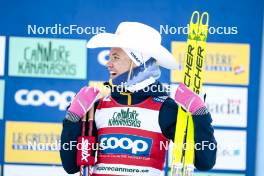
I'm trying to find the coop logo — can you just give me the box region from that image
[14,89,75,110]
[99,134,152,156]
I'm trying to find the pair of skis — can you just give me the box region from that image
[170,11,209,176]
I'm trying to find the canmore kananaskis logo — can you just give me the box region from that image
[108,108,141,127]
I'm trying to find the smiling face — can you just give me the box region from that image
[107,47,135,79]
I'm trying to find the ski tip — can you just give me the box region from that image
[191,11,200,25]
[200,12,209,26]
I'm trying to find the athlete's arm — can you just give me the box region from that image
[60,101,99,174]
[158,97,217,170]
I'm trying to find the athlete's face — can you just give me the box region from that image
[106,47,135,79]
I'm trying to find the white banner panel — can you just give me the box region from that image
[4,164,79,176]
[0,36,6,76]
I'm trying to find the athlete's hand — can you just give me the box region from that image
[68,87,100,118]
[174,83,205,114]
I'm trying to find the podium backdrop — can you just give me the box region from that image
[0,0,263,176]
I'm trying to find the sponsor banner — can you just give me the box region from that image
[195,173,245,176]
[0,121,4,162]
[204,86,248,127]
[169,84,248,128]
[8,37,87,79]
[5,121,62,164]
[0,36,5,76]
[168,130,246,171]
[170,42,250,85]
[5,78,85,122]
[0,80,5,119]
[3,164,79,176]
[214,130,246,170]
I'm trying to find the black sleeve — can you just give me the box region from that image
[192,113,217,170]
[60,119,82,174]
[60,101,99,174]
[158,98,178,140]
[159,97,217,171]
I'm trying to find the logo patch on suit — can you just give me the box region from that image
[108,108,141,127]
[152,96,167,103]
[99,134,152,157]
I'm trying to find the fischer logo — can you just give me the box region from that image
[193,46,204,94]
[183,44,204,93]
[99,134,152,156]
[183,45,194,87]
[15,89,75,110]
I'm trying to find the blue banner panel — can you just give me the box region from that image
[5,78,88,122]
